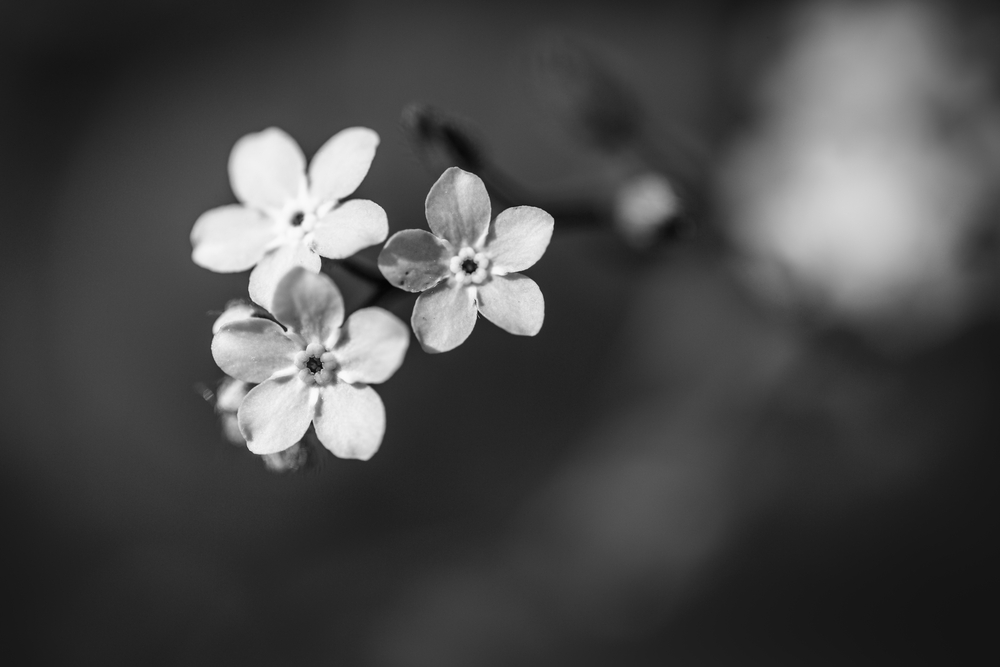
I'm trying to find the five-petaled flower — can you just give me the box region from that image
[378,167,554,352]
[211,267,409,459]
[191,127,388,310]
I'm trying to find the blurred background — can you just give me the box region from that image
[1,0,998,664]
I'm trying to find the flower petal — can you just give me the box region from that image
[212,318,300,383]
[247,241,322,312]
[308,127,379,204]
[228,127,307,211]
[334,308,410,384]
[212,302,258,334]
[425,167,491,247]
[238,377,314,455]
[486,206,554,274]
[191,205,277,272]
[411,281,477,353]
[313,382,386,460]
[311,199,388,259]
[271,267,345,345]
[476,274,544,336]
[377,229,452,292]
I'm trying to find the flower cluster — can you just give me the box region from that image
[193,128,553,466]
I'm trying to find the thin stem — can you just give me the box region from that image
[359,282,411,311]
[477,164,607,230]
[336,256,389,285]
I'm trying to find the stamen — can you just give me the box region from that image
[449,247,492,286]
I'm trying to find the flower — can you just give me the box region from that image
[191,127,389,310]
[378,167,554,353]
[211,267,409,459]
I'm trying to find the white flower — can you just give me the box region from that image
[211,267,409,459]
[378,167,554,353]
[191,127,388,310]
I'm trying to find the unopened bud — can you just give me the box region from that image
[262,442,308,473]
[613,172,681,248]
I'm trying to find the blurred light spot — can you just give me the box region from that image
[613,172,680,248]
[722,0,1000,349]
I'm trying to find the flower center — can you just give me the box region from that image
[290,211,305,227]
[449,247,490,286]
[294,343,338,386]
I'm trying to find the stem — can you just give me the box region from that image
[359,282,411,311]
[477,164,607,231]
[336,256,389,285]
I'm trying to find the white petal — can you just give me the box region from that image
[308,127,379,204]
[212,302,258,334]
[212,318,300,383]
[486,206,554,274]
[238,377,314,455]
[311,199,388,259]
[378,229,452,292]
[477,274,544,336]
[228,128,307,210]
[247,241,322,312]
[314,383,386,460]
[334,308,410,384]
[271,267,345,345]
[425,167,491,247]
[191,205,277,272]
[411,281,478,353]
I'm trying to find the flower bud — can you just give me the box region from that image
[613,172,681,248]
[261,442,309,473]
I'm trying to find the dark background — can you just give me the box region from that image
[1,0,997,664]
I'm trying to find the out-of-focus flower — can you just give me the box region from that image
[721,1,1000,348]
[212,267,409,459]
[613,172,681,248]
[191,127,388,310]
[378,167,553,353]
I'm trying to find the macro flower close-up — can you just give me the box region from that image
[211,267,409,459]
[378,166,554,352]
[191,126,389,309]
[6,1,999,663]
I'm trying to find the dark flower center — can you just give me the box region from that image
[290,211,305,227]
[305,356,323,373]
[461,258,478,274]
